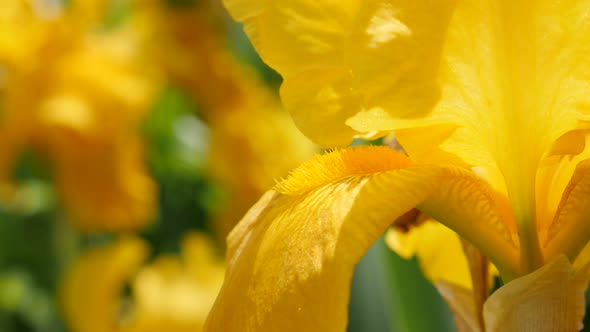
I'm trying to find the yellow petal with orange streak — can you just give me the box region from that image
[204,146,517,332]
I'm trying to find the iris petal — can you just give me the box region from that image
[222,0,456,147]
[204,146,518,332]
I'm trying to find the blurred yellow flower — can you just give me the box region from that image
[132,0,247,114]
[0,0,158,231]
[132,1,318,239]
[61,232,224,332]
[203,0,590,331]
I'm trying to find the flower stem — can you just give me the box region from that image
[502,157,544,275]
[516,213,543,274]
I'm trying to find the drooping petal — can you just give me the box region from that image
[483,256,590,332]
[222,0,456,147]
[61,237,149,332]
[204,146,518,332]
[385,220,473,289]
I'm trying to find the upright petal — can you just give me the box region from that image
[223,0,456,146]
[204,146,518,332]
[382,0,590,221]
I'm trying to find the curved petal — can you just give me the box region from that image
[60,237,149,332]
[222,0,456,146]
[204,146,518,332]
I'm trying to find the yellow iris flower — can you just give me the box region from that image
[203,0,590,330]
[0,0,157,231]
[61,233,224,332]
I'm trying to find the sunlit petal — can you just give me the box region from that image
[204,146,517,332]
[222,0,456,146]
[225,0,590,238]
[383,2,590,229]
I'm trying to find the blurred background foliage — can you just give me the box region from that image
[0,0,464,331]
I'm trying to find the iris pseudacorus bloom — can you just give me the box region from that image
[205,1,590,331]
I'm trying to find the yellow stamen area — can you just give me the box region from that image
[276,146,413,196]
[274,146,519,278]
